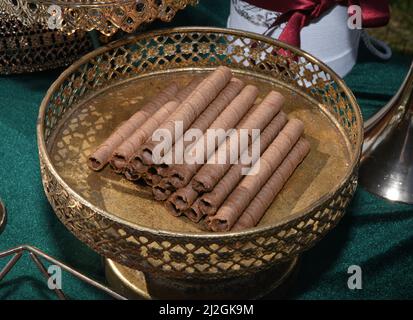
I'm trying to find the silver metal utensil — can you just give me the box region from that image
[0,200,6,234]
[360,62,413,204]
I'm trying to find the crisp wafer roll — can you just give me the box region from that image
[109,80,201,172]
[184,205,204,223]
[124,160,148,181]
[140,67,233,165]
[152,178,175,201]
[192,91,285,193]
[88,83,179,171]
[110,100,180,173]
[160,78,245,171]
[143,172,162,187]
[165,85,259,189]
[191,112,288,221]
[232,139,310,231]
[129,77,244,182]
[209,118,304,232]
[165,184,199,217]
[168,92,285,220]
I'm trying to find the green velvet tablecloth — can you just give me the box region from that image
[0,0,412,300]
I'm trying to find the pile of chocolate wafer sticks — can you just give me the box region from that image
[88,67,310,232]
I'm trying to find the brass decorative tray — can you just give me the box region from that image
[37,27,363,299]
[0,10,92,74]
[1,0,197,36]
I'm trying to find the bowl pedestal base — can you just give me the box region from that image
[105,257,299,300]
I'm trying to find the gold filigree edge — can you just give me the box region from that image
[1,0,198,36]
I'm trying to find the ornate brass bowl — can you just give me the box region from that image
[37,27,362,299]
[1,0,197,36]
[0,10,92,74]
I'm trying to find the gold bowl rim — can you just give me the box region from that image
[37,26,363,240]
[15,0,156,5]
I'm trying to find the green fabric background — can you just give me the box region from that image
[0,0,412,299]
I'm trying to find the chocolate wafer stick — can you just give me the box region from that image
[166,85,259,189]
[153,178,175,201]
[209,118,304,232]
[168,91,285,220]
[161,78,245,169]
[110,100,180,173]
[190,112,288,220]
[109,80,201,173]
[123,167,146,181]
[129,77,245,181]
[87,83,179,171]
[175,79,203,102]
[165,184,198,217]
[140,67,233,165]
[232,138,310,231]
[184,205,204,223]
[123,155,150,181]
[191,91,285,193]
[143,172,162,187]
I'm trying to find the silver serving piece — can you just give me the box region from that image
[0,200,125,299]
[0,201,6,235]
[360,62,413,204]
[0,245,126,300]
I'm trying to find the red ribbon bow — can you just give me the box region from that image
[243,0,390,48]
